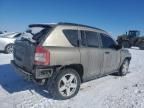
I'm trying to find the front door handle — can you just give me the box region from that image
[105,52,110,54]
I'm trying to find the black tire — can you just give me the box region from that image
[5,44,13,54]
[49,68,81,100]
[119,59,130,76]
[121,41,130,48]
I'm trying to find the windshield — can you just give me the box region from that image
[1,33,19,38]
[129,31,140,37]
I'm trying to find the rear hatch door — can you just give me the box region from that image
[13,24,55,72]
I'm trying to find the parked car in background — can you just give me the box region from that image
[11,22,131,99]
[0,31,8,36]
[0,32,13,37]
[0,32,22,53]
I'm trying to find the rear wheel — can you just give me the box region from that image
[119,59,130,76]
[50,68,81,100]
[5,44,13,54]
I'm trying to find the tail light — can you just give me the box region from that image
[34,46,50,65]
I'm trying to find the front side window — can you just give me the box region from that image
[100,33,116,48]
[63,29,78,46]
[85,31,99,48]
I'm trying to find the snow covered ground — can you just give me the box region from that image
[0,48,144,108]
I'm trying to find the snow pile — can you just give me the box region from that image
[0,48,144,108]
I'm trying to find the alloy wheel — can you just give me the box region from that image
[58,73,78,97]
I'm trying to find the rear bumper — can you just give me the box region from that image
[11,60,53,80]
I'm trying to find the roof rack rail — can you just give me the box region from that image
[28,22,106,32]
[58,22,106,32]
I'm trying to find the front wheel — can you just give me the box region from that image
[51,68,81,100]
[5,44,13,54]
[119,59,130,76]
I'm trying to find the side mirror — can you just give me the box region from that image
[114,44,122,50]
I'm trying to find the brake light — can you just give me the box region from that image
[34,46,50,65]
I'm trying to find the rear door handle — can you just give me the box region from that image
[105,52,110,54]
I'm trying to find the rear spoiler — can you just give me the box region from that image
[29,24,56,28]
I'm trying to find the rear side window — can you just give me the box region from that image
[63,30,78,46]
[85,31,99,48]
[100,33,116,48]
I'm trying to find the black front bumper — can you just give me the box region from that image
[11,60,53,80]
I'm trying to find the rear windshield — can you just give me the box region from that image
[26,26,53,43]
